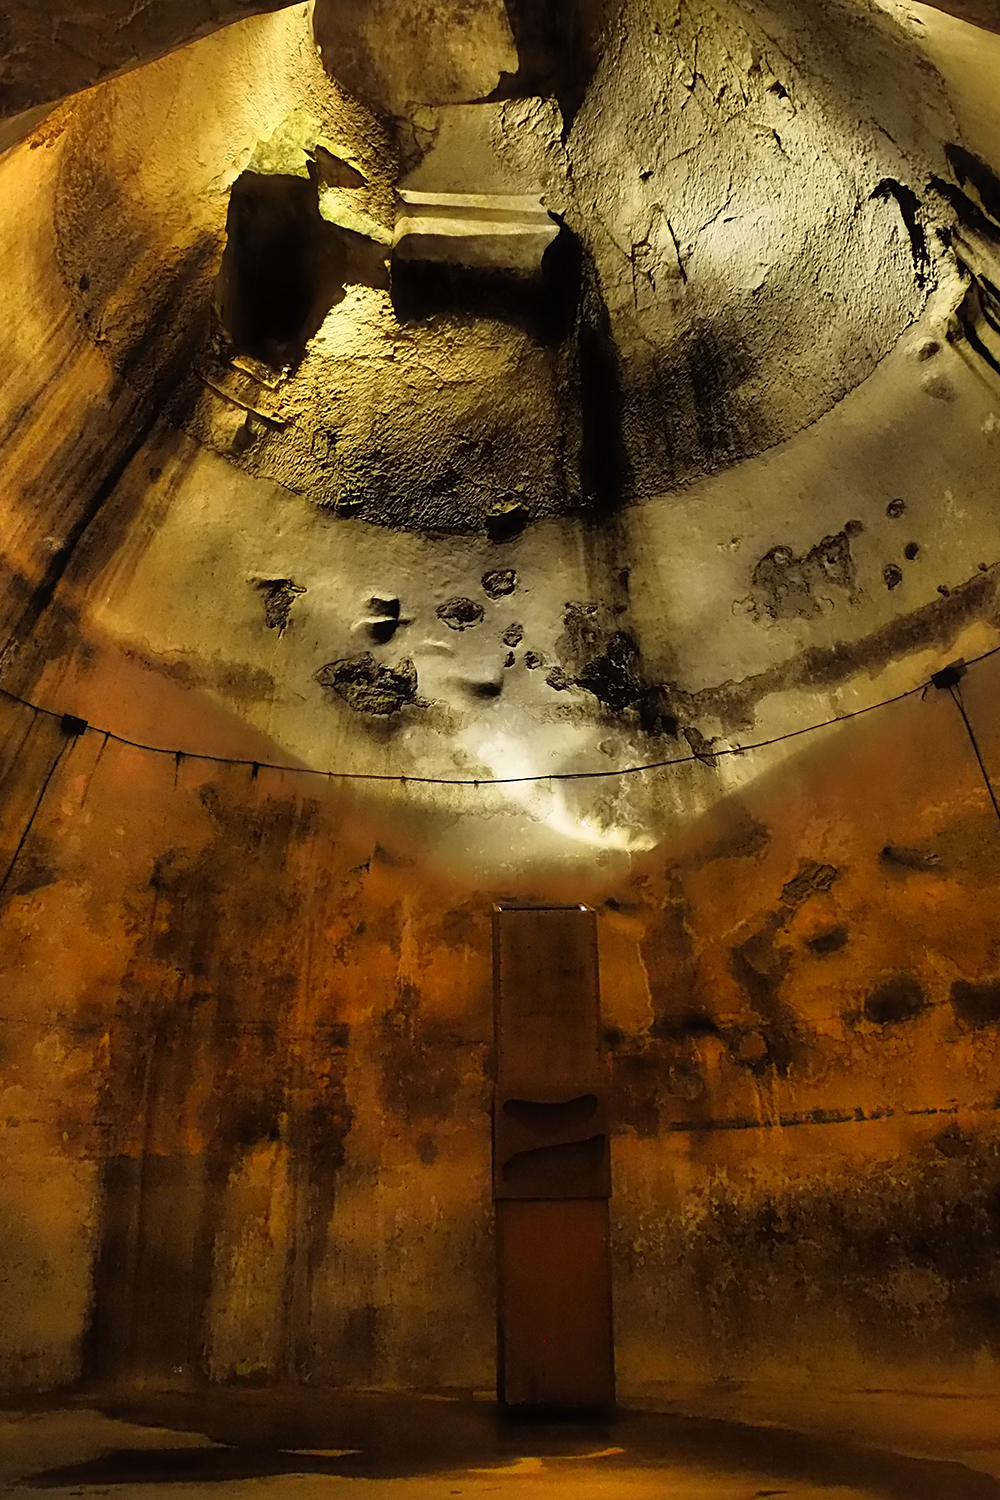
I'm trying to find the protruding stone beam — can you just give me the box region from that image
[393,192,559,276]
[0,0,301,120]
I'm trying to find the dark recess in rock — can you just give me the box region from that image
[905,541,920,560]
[254,577,305,634]
[951,978,1000,1027]
[864,975,928,1025]
[216,172,348,372]
[316,653,419,715]
[368,597,402,644]
[845,519,864,537]
[393,225,580,347]
[503,652,516,668]
[525,651,544,669]
[369,620,399,644]
[883,563,903,590]
[486,503,529,543]
[216,169,387,373]
[436,598,484,631]
[502,623,524,647]
[887,498,906,518]
[805,925,849,955]
[490,0,608,134]
[232,418,256,454]
[482,569,518,599]
[577,245,632,515]
[310,145,366,190]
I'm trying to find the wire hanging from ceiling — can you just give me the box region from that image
[0,641,998,789]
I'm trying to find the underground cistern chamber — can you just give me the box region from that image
[2,0,1000,1495]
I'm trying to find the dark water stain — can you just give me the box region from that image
[805,925,848,956]
[377,981,466,1127]
[1,237,217,670]
[863,974,928,1025]
[952,979,1000,1028]
[727,861,842,1074]
[618,310,775,501]
[880,844,942,873]
[84,783,352,1386]
[679,1127,1000,1373]
[493,0,613,134]
[664,569,997,735]
[554,602,677,730]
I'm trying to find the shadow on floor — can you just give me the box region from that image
[19,1390,1000,1500]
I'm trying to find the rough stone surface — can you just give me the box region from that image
[0,0,300,119]
[27,0,971,534]
[316,653,420,714]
